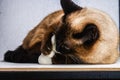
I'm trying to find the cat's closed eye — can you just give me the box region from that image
[72,24,97,39]
[72,33,82,39]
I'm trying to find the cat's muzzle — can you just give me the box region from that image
[56,44,72,54]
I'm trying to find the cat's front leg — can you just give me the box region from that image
[38,35,56,64]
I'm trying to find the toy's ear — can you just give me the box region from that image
[60,0,82,15]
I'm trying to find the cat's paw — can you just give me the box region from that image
[38,35,56,64]
[4,50,14,62]
[38,53,52,64]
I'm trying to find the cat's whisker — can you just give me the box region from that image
[67,54,81,64]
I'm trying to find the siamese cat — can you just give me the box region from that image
[4,0,119,64]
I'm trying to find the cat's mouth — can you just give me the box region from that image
[54,48,84,64]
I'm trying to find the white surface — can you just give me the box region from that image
[0,58,120,68]
[0,0,119,61]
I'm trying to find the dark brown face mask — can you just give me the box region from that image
[52,0,99,64]
[54,0,119,64]
[60,0,98,47]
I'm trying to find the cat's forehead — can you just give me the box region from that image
[66,8,107,31]
[66,8,88,30]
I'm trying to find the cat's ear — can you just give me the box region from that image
[60,0,82,15]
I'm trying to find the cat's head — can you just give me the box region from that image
[55,0,118,64]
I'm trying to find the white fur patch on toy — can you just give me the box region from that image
[38,35,56,64]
